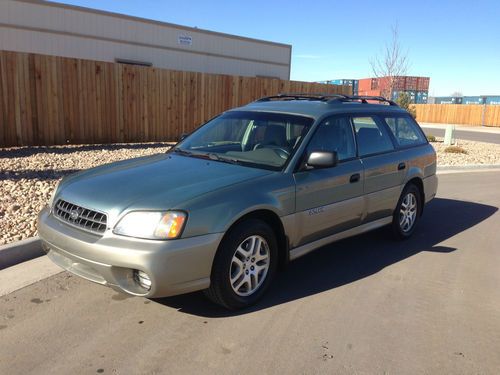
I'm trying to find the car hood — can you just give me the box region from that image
[57,153,273,224]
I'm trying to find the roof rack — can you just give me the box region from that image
[328,95,399,106]
[255,93,349,102]
[254,93,398,106]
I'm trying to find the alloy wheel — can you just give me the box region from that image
[399,192,417,233]
[229,235,270,297]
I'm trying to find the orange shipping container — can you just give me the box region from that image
[357,89,381,97]
[358,78,374,91]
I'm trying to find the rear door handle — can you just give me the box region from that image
[350,173,360,183]
[398,162,406,170]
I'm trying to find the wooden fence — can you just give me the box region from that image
[0,50,349,147]
[415,104,500,127]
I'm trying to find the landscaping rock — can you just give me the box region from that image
[0,142,172,245]
[430,138,500,166]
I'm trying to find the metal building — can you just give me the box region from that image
[0,0,291,79]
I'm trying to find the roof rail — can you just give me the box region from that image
[328,95,399,106]
[254,93,399,106]
[255,93,349,102]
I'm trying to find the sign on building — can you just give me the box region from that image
[177,35,193,46]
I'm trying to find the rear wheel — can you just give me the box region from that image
[204,219,278,310]
[392,184,421,239]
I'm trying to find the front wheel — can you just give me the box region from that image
[392,184,421,239]
[204,219,278,310]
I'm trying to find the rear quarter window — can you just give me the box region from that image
[384,115,427,147]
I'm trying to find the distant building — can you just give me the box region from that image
[0,0,291,79]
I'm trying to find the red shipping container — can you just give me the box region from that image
[394,76,406,90]
[357,89,381,97]
[417,77,430,91]
[372,77,389,90]
[358,78,373,92]
[358,76,430,95]
[405,76,418,90]
[373,76,405,91]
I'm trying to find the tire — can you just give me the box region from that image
[204,219,278,310]
[392,183,421,240]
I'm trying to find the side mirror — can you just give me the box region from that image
[306,151,338,169]
[179,133,189,142]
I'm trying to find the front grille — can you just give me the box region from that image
[54,199,107,234]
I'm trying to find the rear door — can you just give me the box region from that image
[352,115,405,223]
[293,115,364,247]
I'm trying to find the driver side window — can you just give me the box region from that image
[306,116,356,161]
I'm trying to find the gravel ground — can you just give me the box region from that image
[0,143,172,245]
[1,139,499,245]
[431,138,500,166]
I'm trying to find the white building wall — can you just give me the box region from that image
[0,0,291,79]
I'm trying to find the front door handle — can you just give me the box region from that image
[398,162,406,171]
[350,173,360,183]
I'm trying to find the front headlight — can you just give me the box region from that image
[113,211,187,240]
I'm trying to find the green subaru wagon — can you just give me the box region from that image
[38,94,438,310]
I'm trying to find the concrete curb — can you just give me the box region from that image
[0,256,63,297]
[437,164,500,174]
[0,237,43,270]
[420,123,500,134]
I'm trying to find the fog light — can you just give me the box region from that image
[133,270,152,291]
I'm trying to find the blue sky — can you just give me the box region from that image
[54,0,500,96]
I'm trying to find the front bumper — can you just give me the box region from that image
[37,207,224,298]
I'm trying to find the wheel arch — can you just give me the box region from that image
[220,209,289,270]
[405,177,425,215]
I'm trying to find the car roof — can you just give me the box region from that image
[229,99,408,120]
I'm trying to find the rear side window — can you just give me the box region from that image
[306,116,356,161]
[384,116,426,147]
[352,116,394,157]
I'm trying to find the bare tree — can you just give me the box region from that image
[370,24,409,99]
[451,91,463,97]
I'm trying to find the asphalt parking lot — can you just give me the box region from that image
[1,171,499,374]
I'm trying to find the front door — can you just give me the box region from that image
[293,115,364,248]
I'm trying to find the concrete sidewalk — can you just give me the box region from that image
[0,255,62,297]
[420,122,500,134]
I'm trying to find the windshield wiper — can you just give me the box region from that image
[173,148,212,160]
[173,149,240,165]
[207,153,241,165]
[172,148,194,156]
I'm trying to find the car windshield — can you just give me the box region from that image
[173,111,314,170]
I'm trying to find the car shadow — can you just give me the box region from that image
[153,198,497,317]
